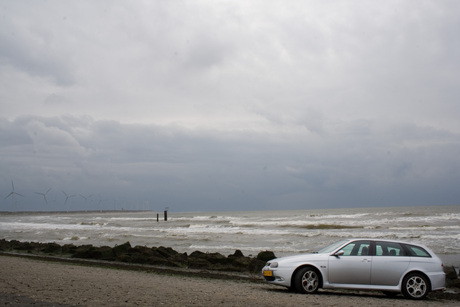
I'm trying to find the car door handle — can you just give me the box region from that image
[361,258,371,262]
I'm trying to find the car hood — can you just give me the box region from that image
[271,252,327,264]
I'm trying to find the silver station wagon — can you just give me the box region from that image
[262,239,445,299]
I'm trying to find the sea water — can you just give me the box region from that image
[1,205,459,265]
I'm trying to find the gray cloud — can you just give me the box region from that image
[1,115,459,211]
[0,11,75,86]
[1,1,459,211]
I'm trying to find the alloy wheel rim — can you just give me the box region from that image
[406,276,427,298]
[302,271,318,292]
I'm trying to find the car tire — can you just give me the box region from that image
[293,266,320,294]
[401,272,429,300]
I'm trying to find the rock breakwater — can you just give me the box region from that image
[0,239,274,274]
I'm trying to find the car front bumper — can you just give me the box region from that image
[262,266,293,288]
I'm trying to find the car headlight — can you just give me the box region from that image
[270,262,278,268]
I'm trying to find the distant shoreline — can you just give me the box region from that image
[2,204,459,215]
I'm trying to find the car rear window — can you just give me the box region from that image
[403,244,431,257]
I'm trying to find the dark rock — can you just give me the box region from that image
[61,243,77,255]
[72,245,100,259]
[190,251,226,263]
[0,239,9,250]
[444,266,460,288]
[445,266,459,280]
[126,253,150,264]
[115,254,131,263]
[41,242,62,254]
[156,246,179,258]
[97,246,116,261]
[189,250,206,258]
[227,256,250,268]
[131,245,153,255]
[123,246,155,264]
[204,253,227,264]
[10,240,36,252]
[112,242,132,256]
[150,248,167,258]
[148,256,180,266]
[229,250,244,258]
[226,250,252,271]
[188,251,247,271]
[188,257,210,269]
[448,279,460,289]
[169,253,188,266]
[256,250,276,262]
[112,245,185,267]
[248,258,267,273]
[7,240,20,248]
[0,239,277,275]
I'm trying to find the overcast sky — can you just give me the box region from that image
[1,0,459,212]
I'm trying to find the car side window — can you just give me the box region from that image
[375,241,405,256]
[340,243,355,256]
[340,241,371,256]
[403,244,431,257]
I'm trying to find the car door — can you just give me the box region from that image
[371,241,409,286]
[328,240,372,285]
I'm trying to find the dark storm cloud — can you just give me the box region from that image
[1,115,459,211]
[1,1,460,211]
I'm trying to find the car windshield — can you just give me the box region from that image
[316,239,349,254]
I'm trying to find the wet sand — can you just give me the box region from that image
[0,255,458,306]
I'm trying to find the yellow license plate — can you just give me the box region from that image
[263,270,273,277]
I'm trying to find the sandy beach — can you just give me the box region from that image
[0,254,458,307]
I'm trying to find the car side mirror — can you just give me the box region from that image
[334,250,344,257]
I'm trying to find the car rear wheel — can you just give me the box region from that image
[401,272,429,300]
[293,266,320,294]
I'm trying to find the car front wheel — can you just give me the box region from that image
[401,272,429,300]
[293,266,320,294]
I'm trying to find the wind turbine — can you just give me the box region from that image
[4,181,24,211]
[62,191,75,211]
[35,188,51,210]
[80,194,93,209]
[97,198,106,212]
